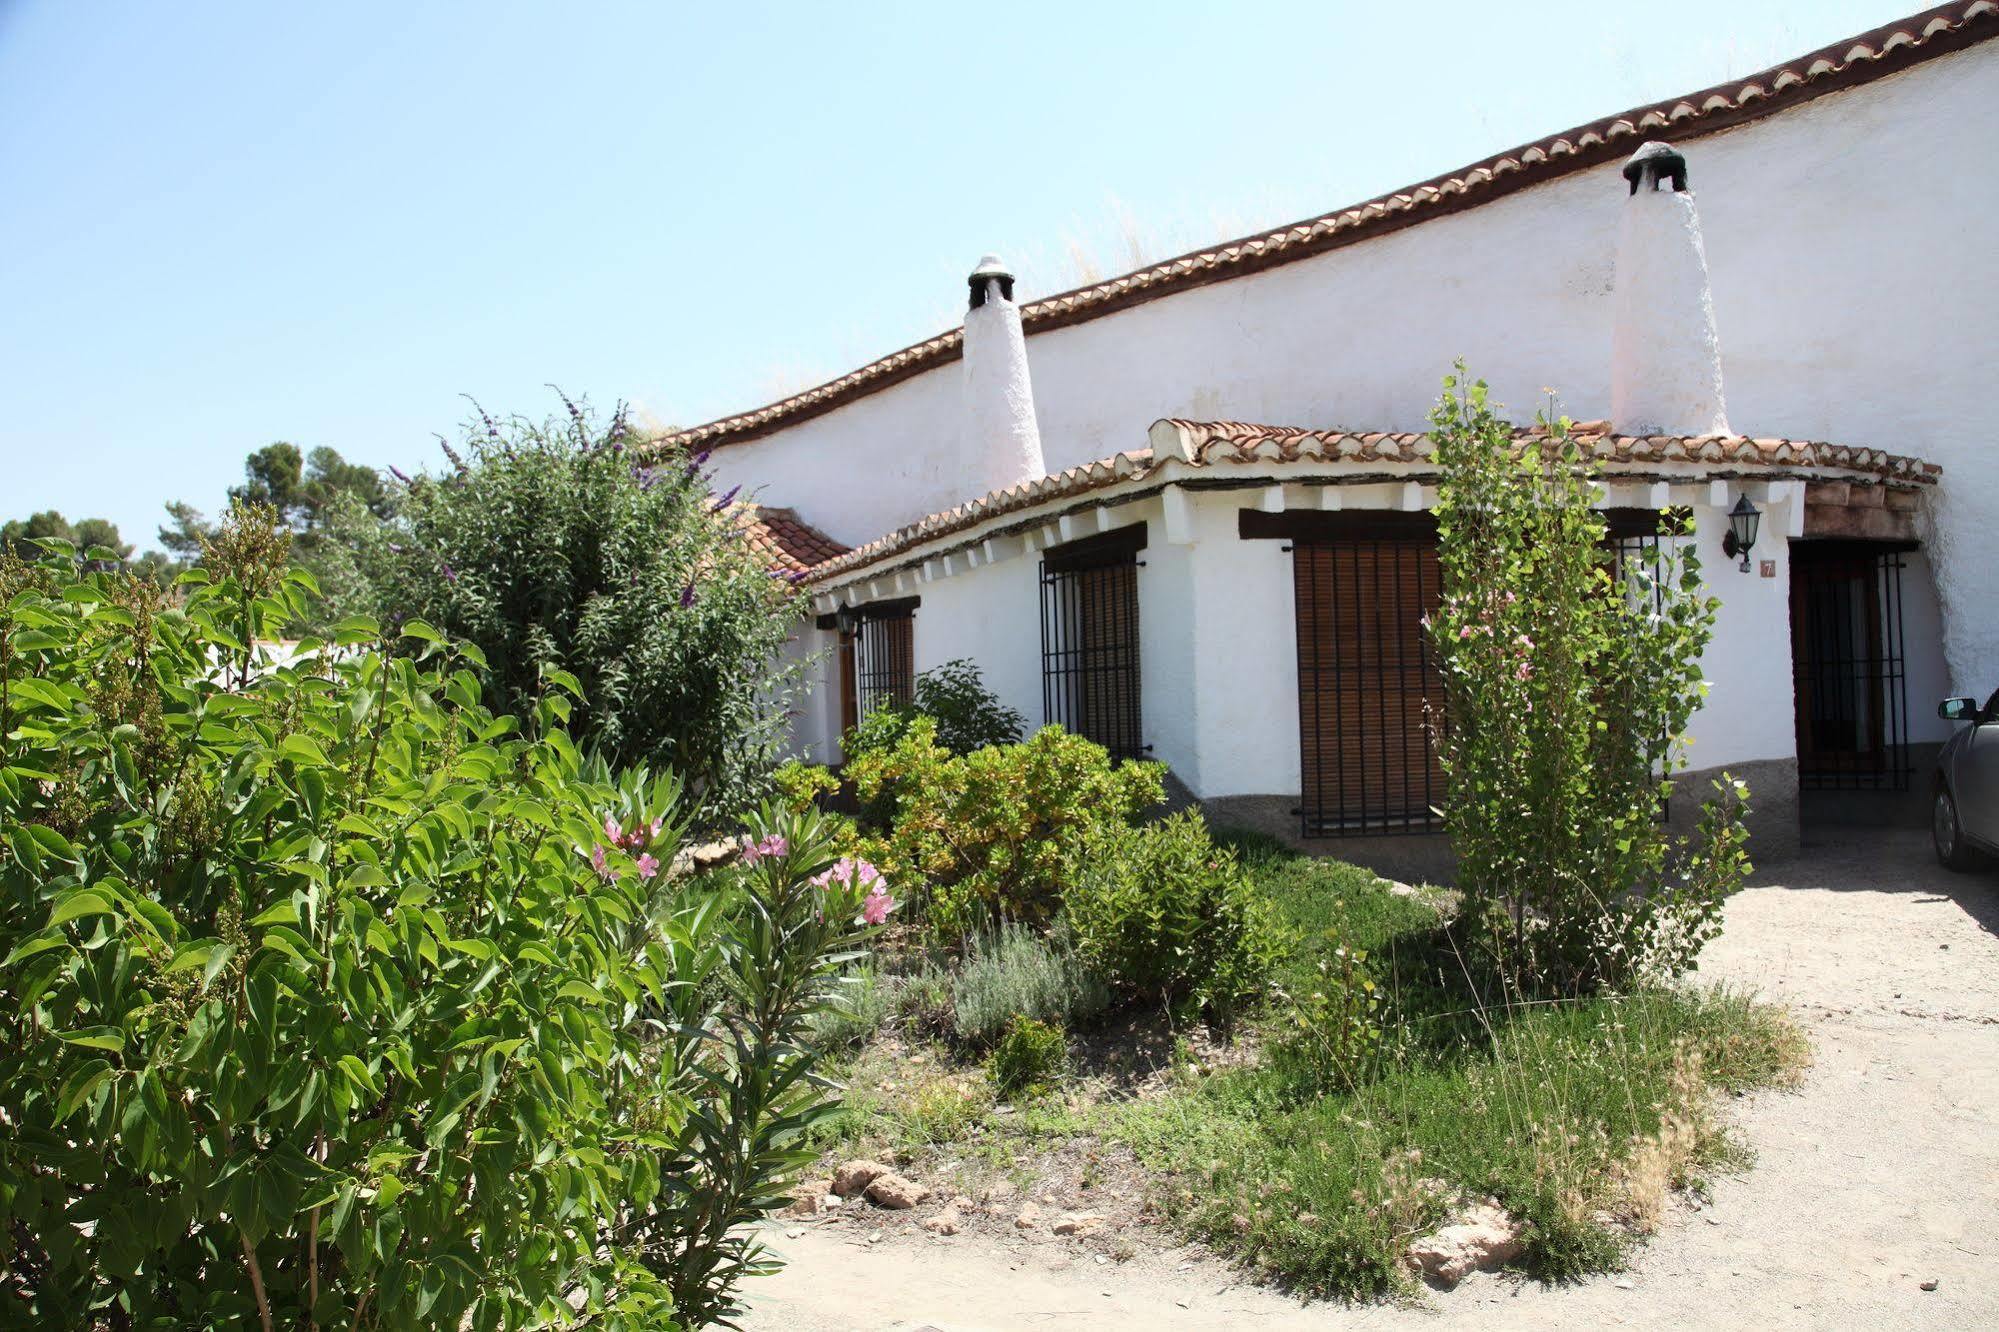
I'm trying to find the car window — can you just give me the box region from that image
[1986,689,1999,720]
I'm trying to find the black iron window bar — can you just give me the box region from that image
[1040,524,1148,762]
[1290,534,1445,839]
[852,606,915,721]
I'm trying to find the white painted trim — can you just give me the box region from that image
[1162,486,1195,544]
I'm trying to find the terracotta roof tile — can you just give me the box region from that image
[733,504,850,578]
[797,419,1937,588]
[649,3,1996,457]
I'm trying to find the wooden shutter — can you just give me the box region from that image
[1293,537,1444,836]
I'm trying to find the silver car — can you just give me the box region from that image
[1934,689,1999,870]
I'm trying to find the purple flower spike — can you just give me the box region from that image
[442,563,457,584]
[710,485,741,513]
[389,465,411,484]
[387,542,404,554]
[680,583,697,609]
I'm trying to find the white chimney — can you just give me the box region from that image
[961,254,1046,495]
[1611,143,1730,437]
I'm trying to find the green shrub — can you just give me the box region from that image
[771,760,838,814]
[987,1016,1067,1099]
[911,658,1024,754]
[950,922,1110,1046]
[338,396,803,820]
[1267,936,1389,1093]
[0,517,881,1330]
[1427,368,1750,993]
[849,720,1164,934]
[1064,811,1289,1015]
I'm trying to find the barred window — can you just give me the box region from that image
[827,599,917,732]
[1040,524,1146,760]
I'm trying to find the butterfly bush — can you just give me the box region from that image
[336,395,804,821]
[1426,367,1750,994]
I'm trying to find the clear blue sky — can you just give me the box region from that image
[1,0,1902,555]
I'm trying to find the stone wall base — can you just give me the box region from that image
[1199,756,1807,886]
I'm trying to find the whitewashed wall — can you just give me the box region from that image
[711,40,1998,696]
[813,480,1947,801]
[775,623,842,765]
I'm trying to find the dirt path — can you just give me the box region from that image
[740,831,1999,1330]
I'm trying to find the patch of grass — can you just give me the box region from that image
[809,834,1808,1302]
[806,1041,997,1156]
[1101,986,1805,1294]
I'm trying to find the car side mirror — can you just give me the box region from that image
[1938,696,1981,723]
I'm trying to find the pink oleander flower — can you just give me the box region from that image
[604,815,622,842]
[860,882,894,926]
[1516,661,1534,681]
[742,834,789,865]
[589,844,612,879]
[1458,626,1474,640]
[636,852,660,880]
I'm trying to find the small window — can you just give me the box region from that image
[1040,524,1146,760]
[852,606,914,721]
[827,600,916,730]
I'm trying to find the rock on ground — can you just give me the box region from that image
[865,1173,932,1210]
[1405,1202,1524,1286]
[1052,1211,1107,1237]
[831,1160,890,1198]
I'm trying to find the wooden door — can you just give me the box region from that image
[1293,538,1444,836]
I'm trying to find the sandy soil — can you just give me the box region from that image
[740,830,1999,1331]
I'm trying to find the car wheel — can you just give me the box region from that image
[1934,788,1985,871]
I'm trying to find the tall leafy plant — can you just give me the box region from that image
[0,510,884,1329]
[1426,368,1750,993]
[338,396,803,820]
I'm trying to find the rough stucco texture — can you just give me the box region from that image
[1611,184,1730,437]
[708,41,1998,694]
[960,279,1046,506]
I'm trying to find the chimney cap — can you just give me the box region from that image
[968,254,1017,309]
[1622,142,1689,195]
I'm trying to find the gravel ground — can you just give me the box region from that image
[740,829,1999,1331]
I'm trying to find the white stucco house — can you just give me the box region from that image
[653,3,1995,870]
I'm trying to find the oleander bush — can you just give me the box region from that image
[0,513,883,1330]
